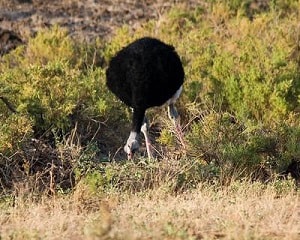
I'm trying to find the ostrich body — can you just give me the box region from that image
[106,37,184,159]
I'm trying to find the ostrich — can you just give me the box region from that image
[106,37,184,159]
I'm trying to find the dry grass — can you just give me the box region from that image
[112,182,300,240]
[0,181,299,240]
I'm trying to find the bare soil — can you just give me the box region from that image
[0,0,270,54]
[0,0,199,54]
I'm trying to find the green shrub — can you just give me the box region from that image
[186,110,300,182]
[1,1,300,193]
[0,114,32,153]
[0,26,129,149]
[84,1,300,185]
[79,157,207,194]
[0,26,129,193]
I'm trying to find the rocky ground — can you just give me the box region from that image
[0,0,199,55]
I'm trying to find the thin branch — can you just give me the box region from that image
[0,96,17,113]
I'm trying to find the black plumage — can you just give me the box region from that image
[106,37,184,158]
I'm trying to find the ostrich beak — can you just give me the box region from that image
[127,148,137,160]
[127,151,134,160]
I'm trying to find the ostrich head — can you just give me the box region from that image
[124,132,139,159]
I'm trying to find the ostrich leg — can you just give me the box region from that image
[168,103,185,149]
[141,117,153,159]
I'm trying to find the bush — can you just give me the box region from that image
[186,111,300,183]
[1,1,300,194]
[80,157,207,194]
[0,26,128,193]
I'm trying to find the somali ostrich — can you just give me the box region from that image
[106,37,184,159]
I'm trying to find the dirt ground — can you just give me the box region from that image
[0,0,199,54]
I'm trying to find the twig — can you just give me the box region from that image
[0,96,17,113]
